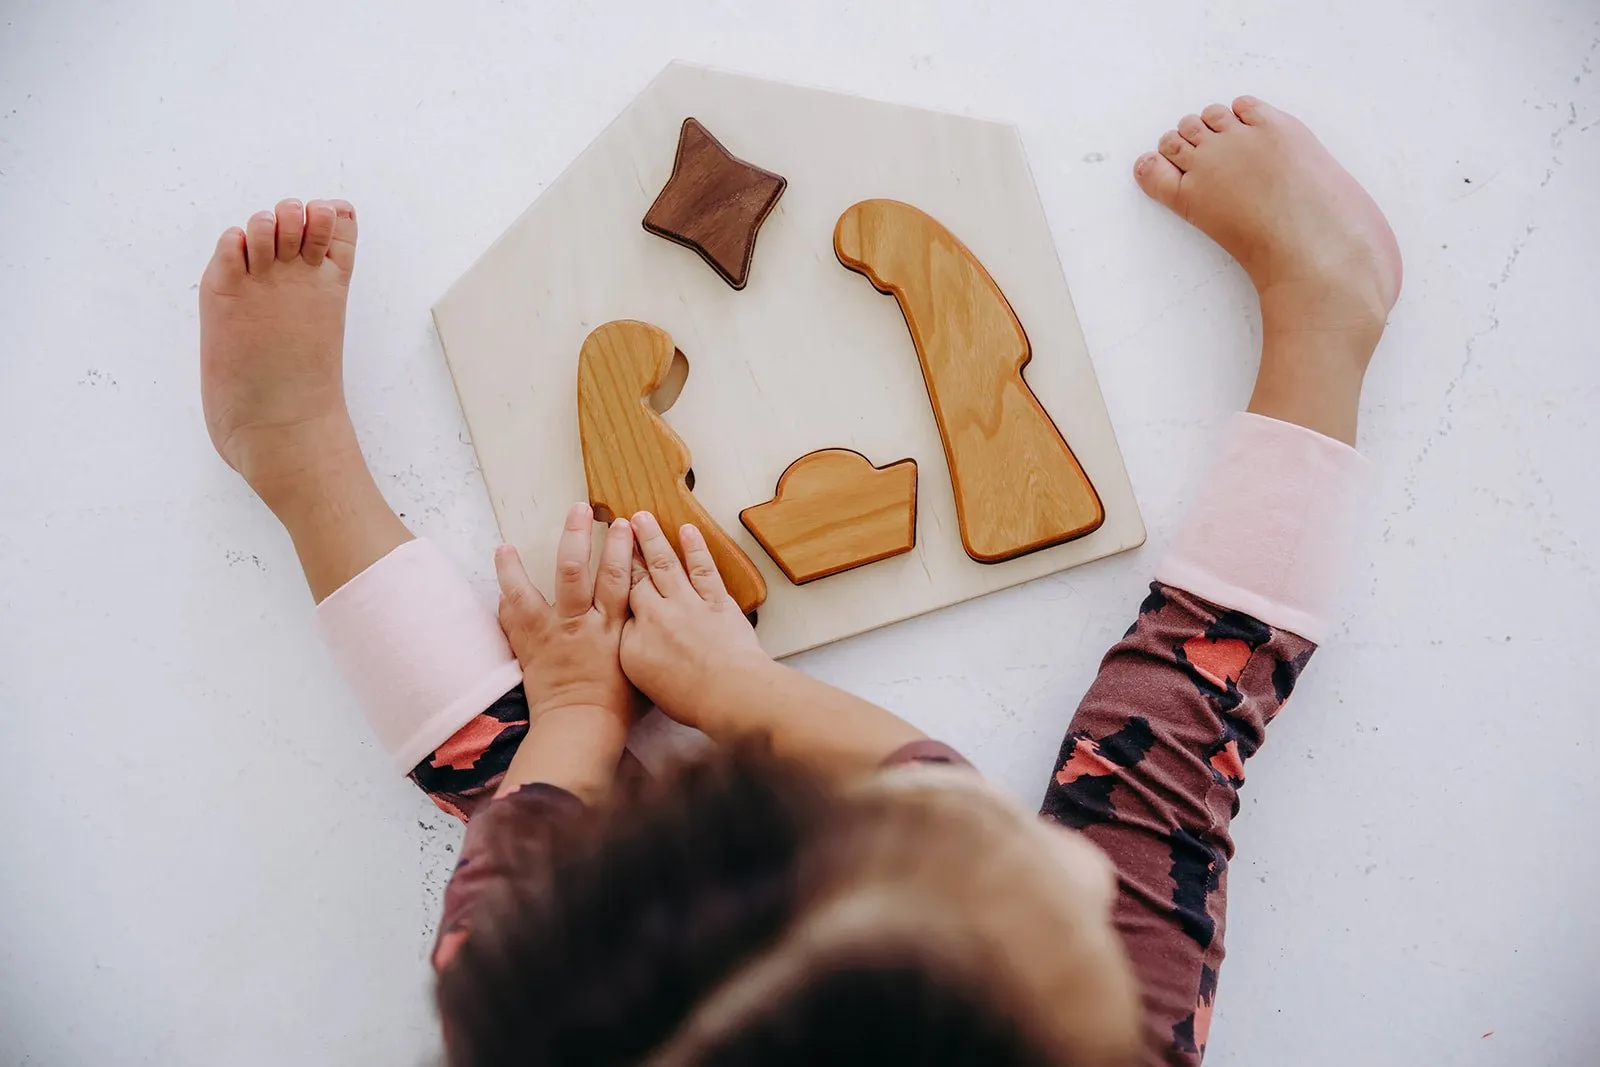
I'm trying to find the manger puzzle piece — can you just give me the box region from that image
[576,320,767,614]
[740,449,918,584]
[642,118,787,290]
[834,199,1104,563]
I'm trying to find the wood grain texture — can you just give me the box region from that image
[740,449,918,584]
[577,320,767,613]
[433,63,1145,659]
[834,198,1105,562]
[642,117,787,290]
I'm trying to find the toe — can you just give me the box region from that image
[206,227,248,286]
[1201,103,1239,132]
[1133,151,1183,209]
[301,200,337,265]
[244,211,277,274]
[275,199,305,262]
[1232,95,1276,126]
[1157,130,1195,171]
[326,200,358,275]
[1177,114,1208,146]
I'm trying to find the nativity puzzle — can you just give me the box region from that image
[433,63,1145,658]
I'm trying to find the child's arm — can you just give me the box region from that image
[620,511,933,778]
[1040,408,1368,1063]
[487,503,640,804]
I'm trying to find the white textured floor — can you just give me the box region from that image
[2,2,1596,1064]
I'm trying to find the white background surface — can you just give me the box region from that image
[1,1,1595,1064]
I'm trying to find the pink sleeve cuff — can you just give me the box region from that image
[1153,413,1370,643]
[315,538,523,773]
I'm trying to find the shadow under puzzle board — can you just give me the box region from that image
[432,62,1145,659]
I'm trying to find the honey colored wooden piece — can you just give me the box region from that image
[834,199,1104,562]
[577,320,767,613]
[642,118,787,290]
[741,450,919,584]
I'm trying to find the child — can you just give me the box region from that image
[199,96,1400,1066]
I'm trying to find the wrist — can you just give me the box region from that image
[692,651,782,744]
[499,703,630,805]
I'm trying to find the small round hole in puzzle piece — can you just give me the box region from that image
[647,349,690,415]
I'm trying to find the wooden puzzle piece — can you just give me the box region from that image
[834,199,1104,563]
[740,449,918,584]
[577,320,767,613]
[642,118,787,290]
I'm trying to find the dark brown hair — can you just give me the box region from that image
[436,746,1117,1066]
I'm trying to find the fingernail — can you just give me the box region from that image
[612,518,630,532]
[632,511,653,530]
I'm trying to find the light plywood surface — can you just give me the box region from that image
[433,62,1145,658]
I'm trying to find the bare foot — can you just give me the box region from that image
[200,199,410,601]
[200,198,361,508]
[1133,96,1403,444]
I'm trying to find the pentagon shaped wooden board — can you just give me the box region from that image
[432,63,1145,658]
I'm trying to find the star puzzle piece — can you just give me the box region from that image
[643,118,787,290]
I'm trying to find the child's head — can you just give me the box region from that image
[438,748,1140,1066]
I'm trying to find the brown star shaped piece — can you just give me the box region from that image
[642,118,787,290]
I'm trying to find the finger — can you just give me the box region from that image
[630,511,691,597]
[593,518,635,622]
[628,543,664,615]
[679,523,729,603]
[553,502,597,617]
[494,544,551,632]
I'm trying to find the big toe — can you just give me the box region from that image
[327,200,358,275]
[1134,152,1183,210]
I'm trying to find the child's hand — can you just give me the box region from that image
[622,509,927,774]
[494,505,642,802]
[620,510,767,731]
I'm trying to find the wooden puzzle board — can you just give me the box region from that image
[433,63,1145,658]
